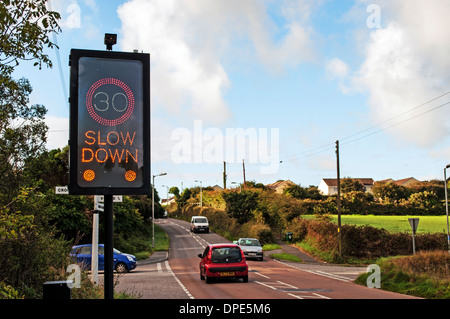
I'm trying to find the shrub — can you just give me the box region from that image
[286,217,447,262]
[356,252,450,299]
[222,189,259,224]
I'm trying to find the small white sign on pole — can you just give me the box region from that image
[55,186,69,194]
[96,195,123,202]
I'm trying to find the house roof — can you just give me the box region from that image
[266,180,295,190]
[321,178,374,187]
[378,177,420,186]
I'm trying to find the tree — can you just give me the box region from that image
[284,184,324,200]
[0,0,61,79]
[169,186,180,198]
[22,146,69,191]
[0,188,71,298]
[341,178,365,193]
[0,0,61,203]
[284,184,308,199]
[409,191,439,210]
[222,190,259,224]
[372,181,410,203]
[0,78,48,203]
[176,188,192,210]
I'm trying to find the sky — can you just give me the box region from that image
[12,0,450,199]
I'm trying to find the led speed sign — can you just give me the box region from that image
[69,49,150,195]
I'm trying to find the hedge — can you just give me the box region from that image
[287,217,447,261]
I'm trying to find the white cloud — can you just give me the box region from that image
[352,0,450,147]
[117,0,315,125]
[45,116,69,150]
[326,58,349,80]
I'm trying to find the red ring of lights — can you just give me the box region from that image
[86,78,135,126]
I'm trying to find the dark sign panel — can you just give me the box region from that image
[69,49,150,195]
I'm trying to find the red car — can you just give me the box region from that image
[198,243,249,283]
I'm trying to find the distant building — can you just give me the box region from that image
[378,177,420,187]
[161,196,176,205]
[211,185,223,191]
[318,178,374,195]
[266,180,296,194]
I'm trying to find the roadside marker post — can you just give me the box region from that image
[408,218,419,255]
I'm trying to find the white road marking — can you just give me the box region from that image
[165,260,194,299]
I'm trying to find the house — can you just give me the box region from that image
[318,178,375,195]
[265,180,296,194]
[211,185,223,191]
[378,177,420,187]
[161,197,176,205]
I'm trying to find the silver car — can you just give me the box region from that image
[236,238,264,261]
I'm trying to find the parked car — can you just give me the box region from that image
[235,238,264,261]
[70,244,137,273]
[190,216,209,233]
[198,243,248,283]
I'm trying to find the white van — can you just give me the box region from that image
[190,216,209,233]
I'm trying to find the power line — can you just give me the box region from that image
[279,91,450,163]
[47,0,68,109]
[340,91,450,143]
[341,100,450,146]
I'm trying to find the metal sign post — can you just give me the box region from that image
[103,195,114,299]
[408,218,419,255]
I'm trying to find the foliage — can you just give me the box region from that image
[0,0,61,76]
[409,191,439,210]
[176,188,192,210]
[0,188,71,298]
[113,196,146,236]
[169,186,180,198]
[286,216,447,263]
[244,180,267,190]
[42,192,91,240]
[255,190,304,229]
[341,178,365,193]
[130,193,164,221]
[0,281,23,299]
[22,146,69,191]
[202,190,226,209]
[283,184,323,200]
[0,0,61,203]
[356,251,450,299]
[372,181,411,203]
[222,189,259,224]
[0,77,48,203]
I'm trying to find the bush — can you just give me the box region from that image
[0,189,72,298]
[0,282,23,299]
[286,217,447,262]
[222,189,259,224]
[356,251,450,299]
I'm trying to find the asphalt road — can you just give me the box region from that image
[115,218,420,300]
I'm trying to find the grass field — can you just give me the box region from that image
[304,215,449,234]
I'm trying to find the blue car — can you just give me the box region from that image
[70,244,137,273]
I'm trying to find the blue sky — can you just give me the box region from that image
[13,0,450,199]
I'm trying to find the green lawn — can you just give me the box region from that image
[304,215,449,234]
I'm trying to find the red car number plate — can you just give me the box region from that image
[219,272,235,276]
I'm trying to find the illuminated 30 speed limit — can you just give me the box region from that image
[86,77,135,126]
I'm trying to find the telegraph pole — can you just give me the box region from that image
[223,161,227,189]
[242,159,246,188]
[336,140,342,257]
